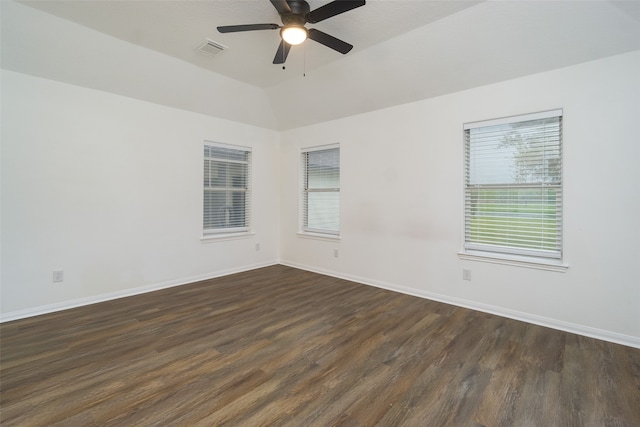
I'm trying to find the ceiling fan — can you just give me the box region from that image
[217,0,366,65]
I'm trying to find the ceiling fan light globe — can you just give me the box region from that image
[281,26,307,45]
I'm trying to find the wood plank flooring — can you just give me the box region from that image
[1,265,639,426]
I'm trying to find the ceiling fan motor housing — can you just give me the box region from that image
[284,1,311,21]
[280,1,309,45]
[282,14,306,27]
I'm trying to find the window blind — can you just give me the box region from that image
[302,145,340,235]
[204,143,251,234]
[464,110,562,259]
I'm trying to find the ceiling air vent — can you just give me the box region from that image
[196,39,227,57]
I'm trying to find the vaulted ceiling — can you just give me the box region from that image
[3,1,640,130]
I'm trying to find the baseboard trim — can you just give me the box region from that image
[0,261,279,323]
[280,260,640,349]
[4,260,638,349]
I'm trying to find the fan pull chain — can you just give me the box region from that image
[303,42,306,77]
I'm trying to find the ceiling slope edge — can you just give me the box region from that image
[266,0,640,131]
[1,1,278,130]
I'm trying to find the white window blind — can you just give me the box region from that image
[301,145,340,235]
[464,110,563,259]
[203,143,251,235]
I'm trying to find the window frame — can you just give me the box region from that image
[460,110,568,271]
[202,141,252,239]
[299,144,340,238]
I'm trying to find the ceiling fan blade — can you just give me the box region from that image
[269,0,292,15]
[307,28,353,54]
[217,23,280,33]
[273,40,292,64]
[306,0,366,24]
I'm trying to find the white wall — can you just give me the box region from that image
[1,70,280,318]
[279,51,640,346]
[2,50,639,346]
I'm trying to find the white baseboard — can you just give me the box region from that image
[280,260,640,349]
[4,260,638,349]
[0,261,278,323]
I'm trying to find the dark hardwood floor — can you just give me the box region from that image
[1,265,639,426]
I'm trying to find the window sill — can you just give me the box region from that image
[297,232,341,242]
[458,250,568,272]
[201,232,254,243]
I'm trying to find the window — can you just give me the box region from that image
[464,110,563,260]
[203,142,251,236]
[301,145,340,236]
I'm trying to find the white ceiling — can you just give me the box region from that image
[14,0,482,88]
[3,0,640,130]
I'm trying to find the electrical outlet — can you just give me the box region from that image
[463,269,471,281]
[255,243,260,251]
[334,249,339,258]
[53,270,64,283]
